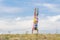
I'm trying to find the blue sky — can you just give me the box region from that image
[0,0,60,34]
[0,0,60,17]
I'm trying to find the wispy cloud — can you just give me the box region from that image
[43,3,60,12]
[0,0,26,14]
[34,3,60,13]
[0,6,25,13]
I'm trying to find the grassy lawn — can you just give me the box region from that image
[0,34,60,40]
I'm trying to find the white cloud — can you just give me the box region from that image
[0,15,60,33]
[0,16,33,30]
[47,15,60,22]
[39,15,60,30]
[15,17,21,21]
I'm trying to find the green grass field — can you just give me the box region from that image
[0,34,60,40]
